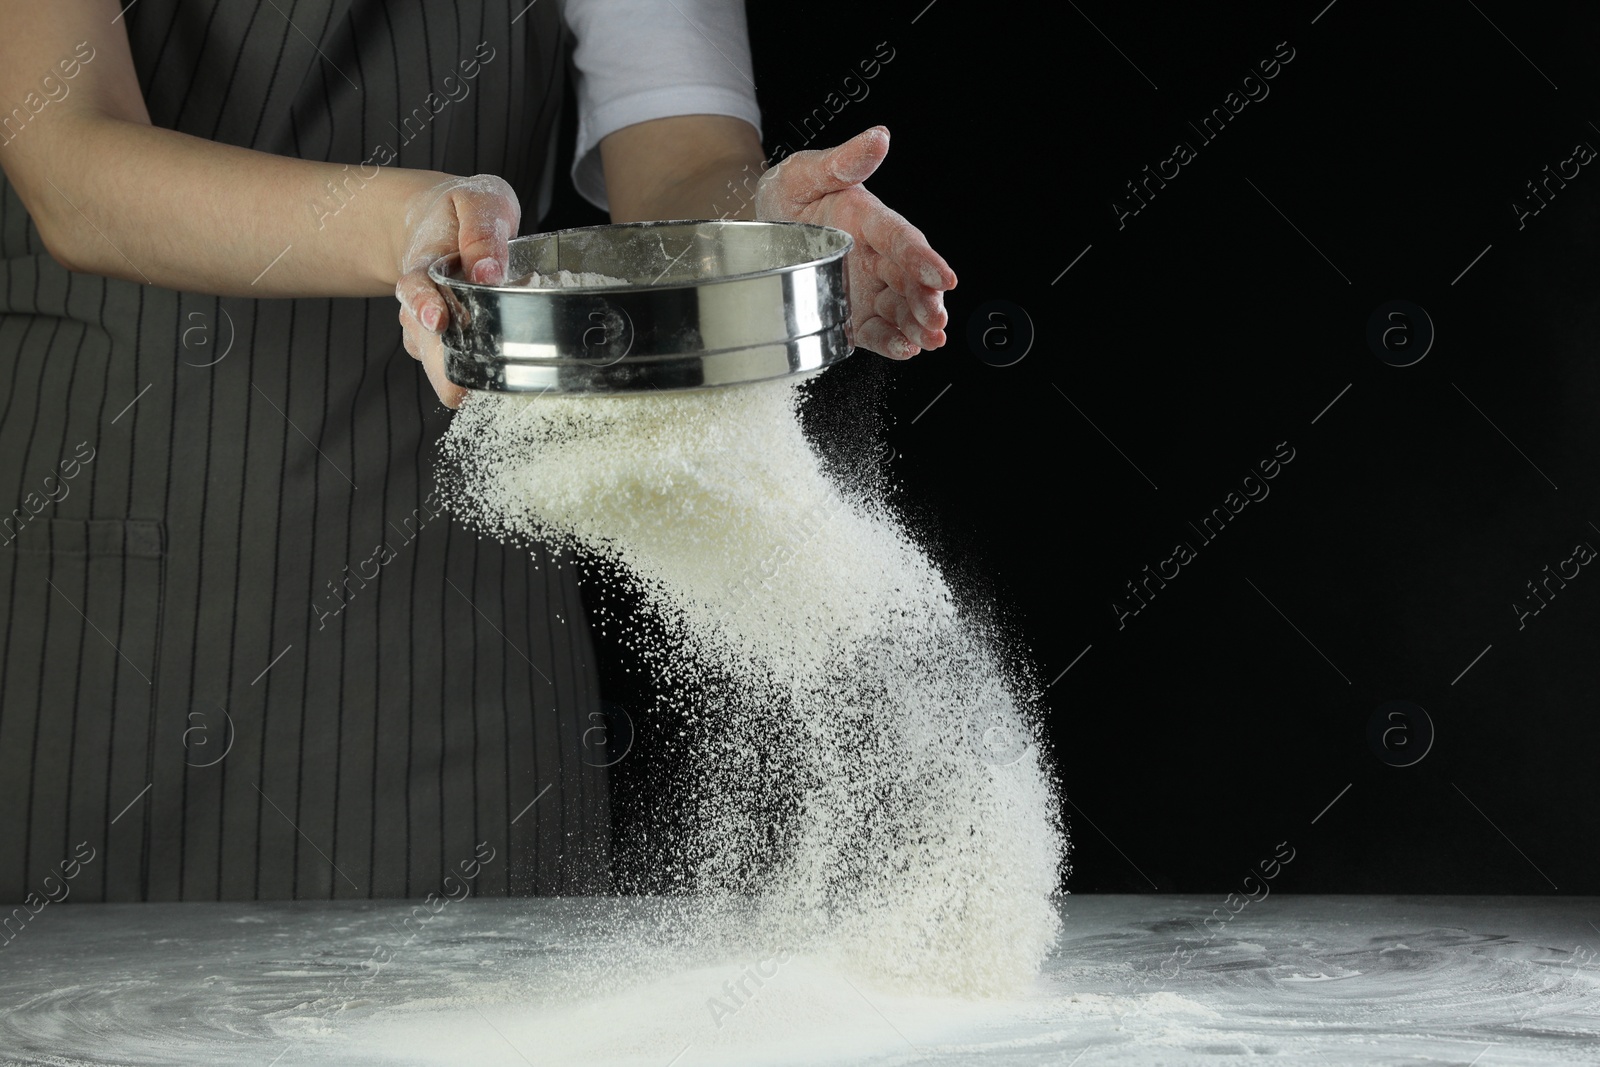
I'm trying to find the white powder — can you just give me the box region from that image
[507,268,630,288]
[437,286,1066,997]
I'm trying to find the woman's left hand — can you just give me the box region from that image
[754,126,956,360]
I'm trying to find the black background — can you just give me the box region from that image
[544,1,1600,895]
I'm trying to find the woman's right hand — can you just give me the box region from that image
[394,174,521,409]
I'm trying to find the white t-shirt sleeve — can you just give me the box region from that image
[562,0,763,213]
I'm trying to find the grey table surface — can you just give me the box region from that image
[2,895,1597,1066]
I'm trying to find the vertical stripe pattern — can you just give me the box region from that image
[0,0,612,904]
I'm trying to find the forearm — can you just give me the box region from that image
[652,153,766,223]
[7,114,447,297]
[598,114,764,223]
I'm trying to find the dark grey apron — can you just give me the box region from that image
[0,0,611,904]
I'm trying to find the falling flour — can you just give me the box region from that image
[438,292,1066,998]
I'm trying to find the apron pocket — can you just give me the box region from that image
[0,518,164,905]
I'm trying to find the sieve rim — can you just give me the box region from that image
[425,219,853,292]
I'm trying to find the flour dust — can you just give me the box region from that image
[438,367,1067,997]
[506,268,631,288]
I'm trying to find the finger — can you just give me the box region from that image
[403,313,467,408]
[864,265,934,348]
[452,175,520,285]
[399,306,423,360]
[783,126,891,204]
[422,353,468,409]
[858,202,956,291]
[873,286,943,351]
[400,309,468,408]
[855,314,918,360]
[850,260,942,349]
[396,269,448,334]
[876,256,948,332]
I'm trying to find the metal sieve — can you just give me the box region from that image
[428,219,854,394]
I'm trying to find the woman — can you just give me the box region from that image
[0,0,954,904]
